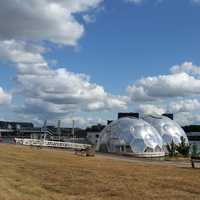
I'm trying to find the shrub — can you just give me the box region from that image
[176,136,190,157]
[166,140,177,157]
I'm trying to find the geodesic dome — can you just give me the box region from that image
[142,115,189,146]
[96,117,165,157]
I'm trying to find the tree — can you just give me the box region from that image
[176,136,190,157]
[166,140,177,157]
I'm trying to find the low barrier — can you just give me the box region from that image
[15,138,91,150]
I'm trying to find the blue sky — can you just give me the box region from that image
[1,0,200,126]
[45,0,200,92]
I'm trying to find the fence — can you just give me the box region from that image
[15,138,91,150]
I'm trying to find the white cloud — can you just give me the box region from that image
[128,63,200,102]
[0,87,12,105]
[83,15,96,24]
[169,99,200,113]
[127,61,200,125]
[138,104,166,115]
[174,112,200,126]
[192,0,200,4]
[0,0,129,123]
[0,40,127,118]
[62,116,106,128]
[170,61,200,76]
[0,0,103,46]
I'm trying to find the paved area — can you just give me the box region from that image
[95,152,193,168]
[60,148,193,168]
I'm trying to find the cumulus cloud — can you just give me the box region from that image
[170,61,200,76]
[174,112,200,126]
[0,0,103,46]
[128,63,200,102]
[62,116,106,128]
[169,99,200,113]
[0,87,11,105]
[0,0,128,121]
[0,40,127,119]
[16,66,128,113]
[127,61,200,125]
[137,104,166,115]
[83,14,96,24]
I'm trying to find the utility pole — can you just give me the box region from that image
[57,120,61,141]
[43,120,47,141]
[72,120,75,143]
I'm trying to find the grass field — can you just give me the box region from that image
[0,144,200,200]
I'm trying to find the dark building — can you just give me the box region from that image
[162,113,173,120]
[0,121,34,138]
[118,112,139,119]
[86,124,105,132]
[182,125,200,141]
[0,121,34,130]
[0,120,87,142]
[107,120,113,125]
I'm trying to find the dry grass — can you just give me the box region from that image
[0,144,200,200]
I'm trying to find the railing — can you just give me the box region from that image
[15,138,91,150]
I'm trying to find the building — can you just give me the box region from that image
[0,120,87,144]
[183,125,200,149]
[86,124,105,145]
[87,132,100,145]
[143,114,188,146]
[0,121,34,137]
[96,117,165,157]
[96,113,189,157]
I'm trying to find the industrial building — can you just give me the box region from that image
[0,120,87,143]
[183,125,200,150]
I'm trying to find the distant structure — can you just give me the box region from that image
[0,120,87,143]
[0,121,33,130]
[162,113,174,120]
[86,124,105,146]
[107,120,113,125]
[118,112,139,119]
[0,121,34,138]
[182,125,200,147]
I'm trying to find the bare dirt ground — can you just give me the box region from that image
[0,144,200,200]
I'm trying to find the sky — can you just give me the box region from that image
[1,0,200,127]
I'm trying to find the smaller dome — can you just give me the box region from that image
[142,115,189,146]
[96,117,165,157]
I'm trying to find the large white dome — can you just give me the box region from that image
[96,117,165,157]
[142,115,189,146]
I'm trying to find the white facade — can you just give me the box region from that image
[87,132,101,145]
